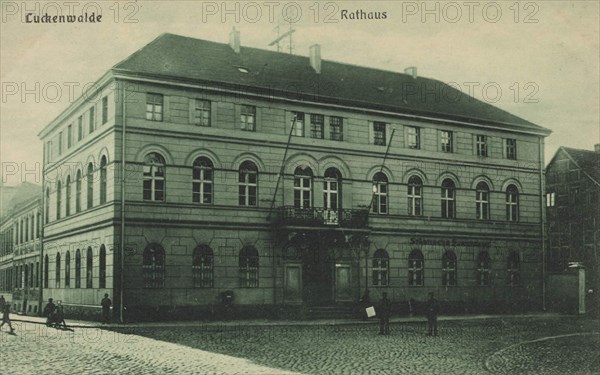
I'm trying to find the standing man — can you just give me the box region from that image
[378,292,392,335]
[0,295,6,311]
[101,294,112,324]
[0,303,15,334]
[426,292,439,336]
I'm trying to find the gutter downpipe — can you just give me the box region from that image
[40,144,46,315]
[120,82,126,323]
[540,136,546,311]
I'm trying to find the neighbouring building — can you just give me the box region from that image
[0,184,42,315]
[38,32,551,320]
[545,145,600,313]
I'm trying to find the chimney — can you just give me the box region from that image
[229,27,240,54]
[404,66,417,79]
[309,44,321,74]
[595,144,600,153]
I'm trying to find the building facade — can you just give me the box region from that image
[39,32,551,320]
[0,193,42,315]
[545,145,600,311]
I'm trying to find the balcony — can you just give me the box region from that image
[276,206,369,229]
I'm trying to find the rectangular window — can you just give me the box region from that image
[292,112,304,136]
[240,105,256,131]
[67,125,72,149]
[476,135,488,157]
[373,122,386,146]
[441,131,453,153]
[194,99,211,126]
[407,126,420,149]
[77,116,83,141]
[506,138,517,160]
[330,116,343,141]
[146,93,163,121]
[89,107,95,133]
[101,96,108,124]
[310,114,324,139]
[46,141,52,162]
[77,116,83,139]
[58,132,63,156]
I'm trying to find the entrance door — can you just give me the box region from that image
[302,247,333,306]
[334,264,353,302]
[284,264,302,303]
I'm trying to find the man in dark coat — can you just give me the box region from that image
[43,298,56,326]
[426,292,439,336]
[0,304,15,333]
[101,294,112,324]
[378,292,392,335]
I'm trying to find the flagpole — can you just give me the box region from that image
[267,115,297,221]
[364,127,395,295]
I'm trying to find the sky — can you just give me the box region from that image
[1,0,599,185]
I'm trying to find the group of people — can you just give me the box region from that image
[375,292,439,336]
[43,298,67,329]
[0,294,112,333]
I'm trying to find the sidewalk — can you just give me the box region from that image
[10,311,566,329]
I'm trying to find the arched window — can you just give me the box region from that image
[45,188,50,223]
[441,251,457,286]
[506,185,519,222]
[239,246,259,287]
[65,251,71,288]
[86,247,93,288]
[323,168,341,224]
[65,176,71,216]
[372,249,389,286]
[441,179,456,219]
[476,251,492,286]
[407,176,423,216]
[475,182,490,220]
[56,180,62,220]
[87,163,94,209]
[55,253,61,288]
[192,245,214,288]
[99,245,106,289]
[75,249,81,288]
[24,264,29,288]
[36,212,41,238]
[192,157,213,204]
[294,166,313,209]
[35,261,39,288]
[372,172,388,214]
[76,169,82,213]
[238,161,258,206]
[44,255,49,288]
[100,156,107,205]
[507,251,520,286]
[408,250,424,286]
[143,153,166,201]
[143,244,165,288]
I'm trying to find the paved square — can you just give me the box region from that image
[2,316,598,374]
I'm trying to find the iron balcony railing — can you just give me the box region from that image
[277,206,369,228]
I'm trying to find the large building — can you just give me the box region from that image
[38,32,551,320]
[0,184,42,315]
[545,145,600,311]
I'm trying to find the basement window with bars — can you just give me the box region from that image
[193,245,214,288]
[239,246,259,288]
[143,244,165,288]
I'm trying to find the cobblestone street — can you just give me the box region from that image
[1,315,598,374]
